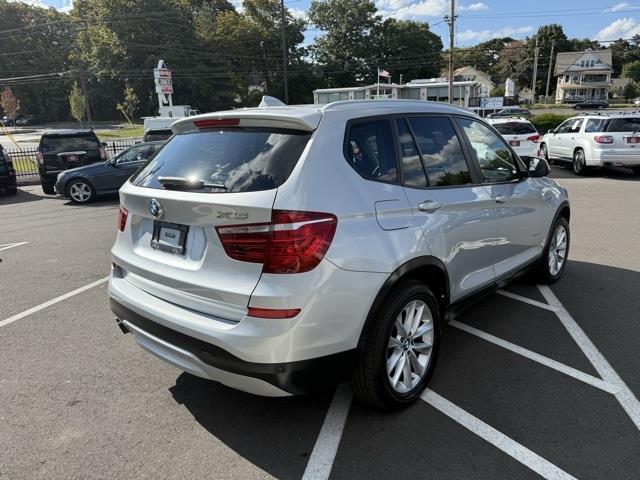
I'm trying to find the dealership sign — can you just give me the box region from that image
[153,62,173,94]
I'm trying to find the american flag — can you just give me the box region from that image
[378,68,390,78]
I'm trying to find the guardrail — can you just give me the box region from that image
[6,140,139,185]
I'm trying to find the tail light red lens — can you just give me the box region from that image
[117,206,128,232]
[193,118,240,129]
[36,151,44,165]
[247,307,301,319]
[526,134,540,143]
[100,147,107,160]
[594,135,614,144]
[216,210,338,274]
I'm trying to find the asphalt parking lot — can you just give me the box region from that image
[1,166,639,480]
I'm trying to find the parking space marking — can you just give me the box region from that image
[0,241,29,252]
[302,383,352,480]
[538,286,640,430]
[0,276,109,328]
[422,389,578,480]
[449,320,619,394]
[497,289,559,312]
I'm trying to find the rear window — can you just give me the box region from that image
[131,128,311,193]
[492,122,536,135]
[144,130,173,142]
[41,134,100,153]
[607,118,640,133]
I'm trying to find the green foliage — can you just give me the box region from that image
[622,61,640,83]
[68,82,85,123]
[117,85,140,119]
[623,82,639,100]
[491,86,505,97]
[0,86,20,119]
[609,36,640,76]
[531,113,573,132]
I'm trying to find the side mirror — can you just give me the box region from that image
[528,157,550,178]
[547,129,555,135]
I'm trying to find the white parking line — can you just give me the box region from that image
[497,289,559,312]
[538,285,640,430]
[0,276,109,328]
[422,389,578,480]
[302,383,352,480]
[0,241,29,252]
[449,320,619,394]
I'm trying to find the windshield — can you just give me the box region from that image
[493,122,536,135]
[41,135,100,153]
[131,127,311,193]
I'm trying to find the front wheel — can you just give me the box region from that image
[572,149,587,176]
[68,179,95,204]
[631,167,640,176]
[537,217,570,284]
[7,185,18,196]
[352,280,440,409]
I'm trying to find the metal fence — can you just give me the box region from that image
[6,140,139,185]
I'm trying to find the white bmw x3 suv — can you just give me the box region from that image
[109,99,570,409]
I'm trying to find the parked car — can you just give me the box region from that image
[15,115,41,126]
[109,99,569,409]
[1,115,25,127]
[540,114,640,175]
[37,129,106,194]
[487,107,532,118]
[488,117,540,160]
[54,141,165,203]
[633,97,640,107]
[573,99,608,110]
[0,145,17,196]
[143,128,173,142]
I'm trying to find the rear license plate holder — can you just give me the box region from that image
[151,221,189,254]
[509,140,520,147]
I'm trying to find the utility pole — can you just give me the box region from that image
[279,0,289,104]
[531,37,539,104]
[545,40,556,103]
[74,45,92,123]
[444,0,457,104]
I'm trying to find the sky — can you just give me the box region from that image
[20,0,640,47]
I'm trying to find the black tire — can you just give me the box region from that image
[67,179,96,204]
[41,179,54,195]
[537,216,570,284]
[572,149,587,176]
[7,185,18,196]
[351,280,441,410]
[540,143,553,164]
[631,167,640,176]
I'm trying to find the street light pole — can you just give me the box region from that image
[280,0,289,104]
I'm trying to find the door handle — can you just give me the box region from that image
[494,194,507,203]
[418,200,442,212]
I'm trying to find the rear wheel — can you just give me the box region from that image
[572,149,587,176]
[352,280,440,409]
[540,143,553,164]
[537,216,570,284]
[68,179,95,204]
[7,185,17,196]
[40,179,54,195]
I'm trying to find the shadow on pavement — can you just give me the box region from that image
[169,373,333,480]
[549,164,639,181]
[0,187,42,205]
[62,193,119,207]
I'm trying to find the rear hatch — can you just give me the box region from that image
[602,117,640,159]
[40,132,104,171]
[113,114,317,321]
[491,121,539,155]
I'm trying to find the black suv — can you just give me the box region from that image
[37,129,106,194]
[0,145,18,196]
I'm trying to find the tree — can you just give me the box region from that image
[610,36,640,76]
[623,81,638,100]
[117,85,139,122]
[455,37,514,81]
[69,82,85,123]
[0,87,20,126]
[622,61,640,83]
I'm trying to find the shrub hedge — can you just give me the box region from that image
[530,113,573,132]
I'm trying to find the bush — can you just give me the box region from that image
[531,113,573,132]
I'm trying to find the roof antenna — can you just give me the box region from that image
[259,96,286,108]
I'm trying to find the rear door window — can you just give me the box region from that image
[396,118,428,188]
[607,117,640,132]
[346,118,397,183]
[585,119,606,132]
[407,116,472,187]
[131,128,311,193]
[492,122,536,135]
[41,135,100,153]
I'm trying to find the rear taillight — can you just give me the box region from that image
[117,206,128,232]
[526,134,540,143]
[100,147,107,160]
[216,210,338,274]
[594,135,614,144]
[36,151,44,165]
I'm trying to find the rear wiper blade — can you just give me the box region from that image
[157,176,227,190]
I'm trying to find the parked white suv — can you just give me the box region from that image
[488,117,540,160]
[109,99,570,409]
[540,114,640,175]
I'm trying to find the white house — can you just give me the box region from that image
[554,49,613,104]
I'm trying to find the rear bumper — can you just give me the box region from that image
[111,298,357,396]
[588,150,640,167]
[0,175,16,188]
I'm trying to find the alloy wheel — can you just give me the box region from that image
[573,150,585,175]
[386,299,434,394]
[69,182,92,203]
[548,224,568,276]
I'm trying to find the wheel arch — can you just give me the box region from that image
[357,256,450,353]
[65,176,95,197]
